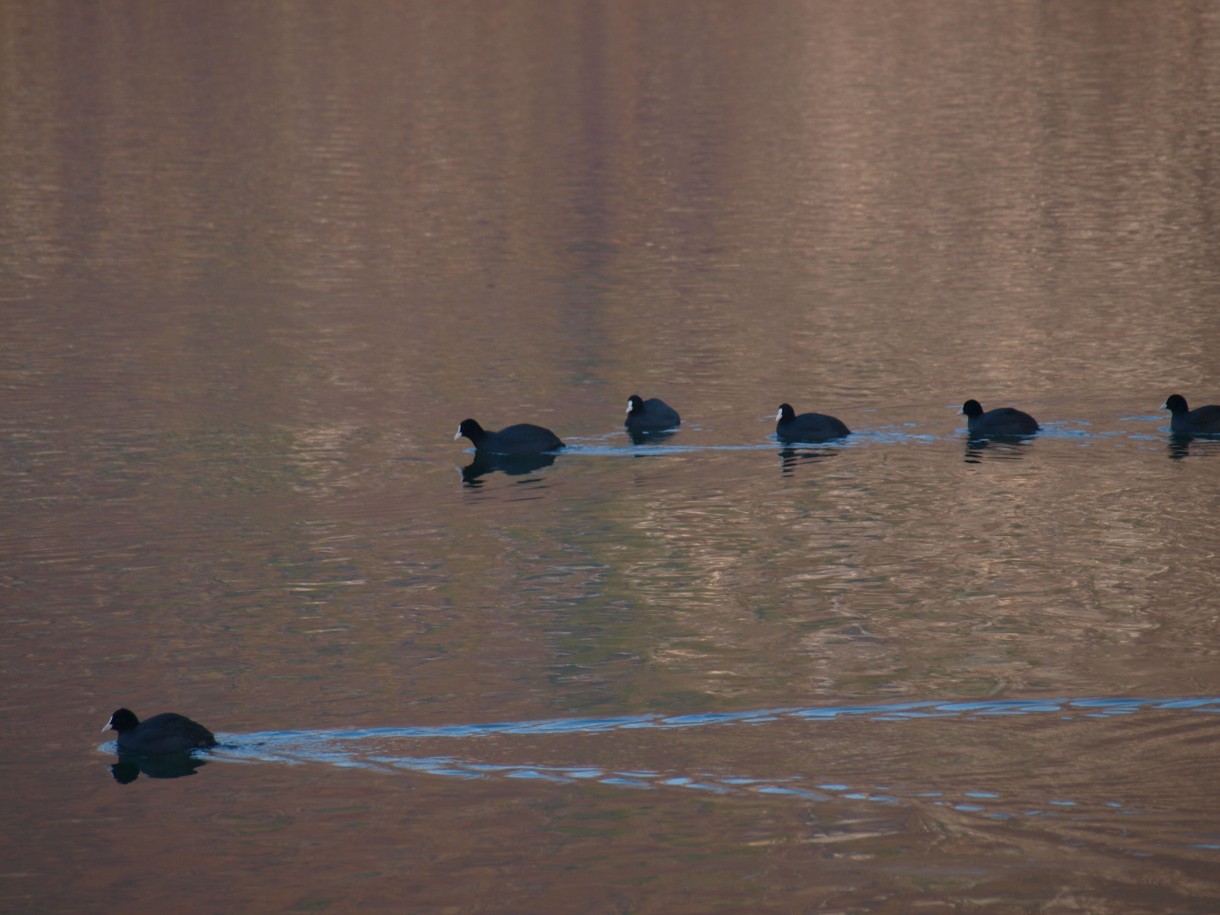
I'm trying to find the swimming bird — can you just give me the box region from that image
[1163,394,1220,435]
[103,708,217,755]
[959,399,1040,437]
[455,418,564,455]
[625,395,681,432]
[775,403,851,442]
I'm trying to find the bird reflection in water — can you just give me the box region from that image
[110,752,209,784]
[627,428,678,447]
[1167,432,1220,461]
[963,435,1035,464]
[460,452,558,485]
[778,446,837,475]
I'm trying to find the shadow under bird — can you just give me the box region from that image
[625,394,681,432]
[775,403,851,443]
[959,399,1040,437]
[103,708,217,756]
[1163,393,1220,435]
[455,418,565,455]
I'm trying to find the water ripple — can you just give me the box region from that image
[198,695,1220,750]
[97,695,1220,852]
[145,695,1214,828]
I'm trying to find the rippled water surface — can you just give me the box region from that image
[3,2,1220,912]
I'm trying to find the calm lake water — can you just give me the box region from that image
[3,2,1220,912]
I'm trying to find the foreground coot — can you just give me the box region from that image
[455,419,565,455]
[775,403,851,442]
[1163,394,1220,435]
[103,708,217,755]
[960,399,1040,436]
[625,395,681,432]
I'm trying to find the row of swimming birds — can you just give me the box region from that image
[103,395,1218,756]
[456,393,1220,454]
[102,394,1217,759]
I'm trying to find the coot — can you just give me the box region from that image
[1163,394,1220,435]
[775,403,851,442]
[625,395,681,432]
[103,708,217,755]
[960,399,1040,436]
[455,419,564,455]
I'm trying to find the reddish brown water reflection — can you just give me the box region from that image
[3,1,1220,911]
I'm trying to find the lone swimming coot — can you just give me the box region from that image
[775,403,851,442]
[960,399,1040,437]
[455,418,565,455]
[1163,394,1220,435]
[103,708,217,755]
[625,395,681,432]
